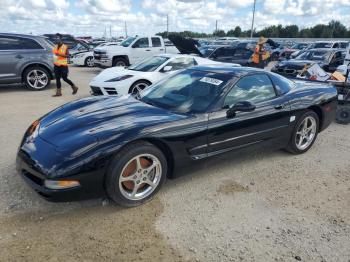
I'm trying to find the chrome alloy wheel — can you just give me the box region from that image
[27,69,48,89]
[295,116,317,150]
[118,154,162,201]
[131,82,149,96]
[86,57,94,67]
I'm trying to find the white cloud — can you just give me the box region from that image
[0,0,349,37]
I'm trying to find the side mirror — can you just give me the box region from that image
[226,101,256,118]
[132,44,139,48]
[336,64,348,76]
[163,65,173,72]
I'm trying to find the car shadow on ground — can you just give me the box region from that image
[167,146,290,187]
[0,83,57,93]
[2,145,291,218]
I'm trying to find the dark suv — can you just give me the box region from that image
[0,33,55,90]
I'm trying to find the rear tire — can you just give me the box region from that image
[23,66,51,91]
[336,105,350,124]
[286,111,319,154]
[105,142,167,207]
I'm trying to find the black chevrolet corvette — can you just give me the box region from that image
[16,66,337,206]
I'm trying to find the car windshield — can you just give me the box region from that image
[128,56,169,72]
[291,43,307,49]
[296,50,331,61]
[139,69,230,113]
[121,37,136,47]
[313,42,333,48]
[199,46,216,57]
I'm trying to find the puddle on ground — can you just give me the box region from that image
[0,198,190,262]
[217,180,250,196]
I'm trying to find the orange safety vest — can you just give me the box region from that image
[251,44,270,64]
[53,44,68,66]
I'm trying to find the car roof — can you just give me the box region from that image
[191,65,264,76]
[314,40,348,43]
[306,48,345,52]
[0,33,42,39]
[154,53,198,58]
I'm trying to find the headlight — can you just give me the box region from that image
[105,75,133,82]
[27,119,40,136]
[74,53,85,58]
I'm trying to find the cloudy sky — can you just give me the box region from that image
[1,0,350,37]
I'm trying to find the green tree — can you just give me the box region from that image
[213,29,226,37]
[329,20,347,38]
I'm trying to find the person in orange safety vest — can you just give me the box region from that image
[52,33,78,97]
[251,36,270,69]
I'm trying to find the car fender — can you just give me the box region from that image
[21,61,55,80]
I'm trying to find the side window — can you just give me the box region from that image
[0,36,43,50]
[223,48,234,57]
[163,57,196,71]
[151,37,162,47]
[340,42,348,49]
[133,38,149,48]
[212,48,225,58]
[224,74,276,108]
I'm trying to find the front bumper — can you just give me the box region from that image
[71,57,84,66]
[94,57,112,68]
[16,148,106,202]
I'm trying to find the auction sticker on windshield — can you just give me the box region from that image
[200,77,223,86]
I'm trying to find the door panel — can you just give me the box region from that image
[207,73,292,155]
[207,97,291,154]
[130,37,152,64]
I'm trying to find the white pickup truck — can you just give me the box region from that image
[93,36,179,68]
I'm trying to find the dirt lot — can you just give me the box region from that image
[0,66,349,262]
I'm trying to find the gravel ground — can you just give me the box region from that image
[0,66,349,262]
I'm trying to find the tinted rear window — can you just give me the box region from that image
[269,72,294,95]
[152,37,162,47]
[0,36,43,50]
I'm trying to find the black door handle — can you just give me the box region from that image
[15,54,23,59]
[145,49,151,51]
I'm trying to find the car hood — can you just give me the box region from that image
[278,59,321,69]
[168,35,203,57]
[38,96,187,153]
[73,50,93,56]
[91,67,147,83]
[94,45,127,54]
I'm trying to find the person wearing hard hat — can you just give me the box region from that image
[52,33,78,97]
[251,36,270,69]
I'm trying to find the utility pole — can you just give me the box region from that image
[166,14,169,37]
[215,20,218,38]
[109,25,112,39]
[124,21,128,38]
[250,0,256,38]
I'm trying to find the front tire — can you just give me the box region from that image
[84,56,94,67]
[129,80,151,96]
[105,142,167,207]
[286,111,319,154]
[23,66,51,91]
[112,57,128,67]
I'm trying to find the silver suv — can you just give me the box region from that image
[0,33,55,90]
